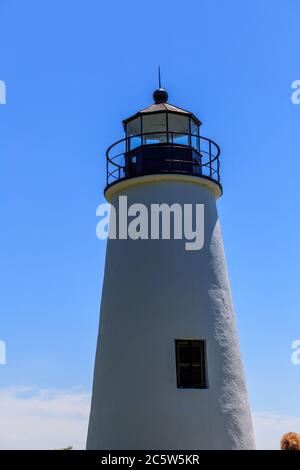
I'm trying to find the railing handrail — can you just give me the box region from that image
[106,131,220,164]
[105,131,221,189]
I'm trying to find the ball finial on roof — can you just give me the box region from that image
[153,88,168,104]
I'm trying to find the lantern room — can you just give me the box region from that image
[123,88,201,151]
[105,88,221,193]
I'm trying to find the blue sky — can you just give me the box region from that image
[0,0,300,448]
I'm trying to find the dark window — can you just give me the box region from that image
[175,340,208,389]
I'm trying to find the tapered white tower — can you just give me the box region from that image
[87,87,255,450]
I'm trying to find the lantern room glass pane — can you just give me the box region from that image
[142,113,167,145]
[190,118,200,151]
[168,114,189,146]
[126,117,142,150]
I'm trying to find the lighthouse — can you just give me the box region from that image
[87,86,255,450]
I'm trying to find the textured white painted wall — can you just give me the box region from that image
[87,178,255,450]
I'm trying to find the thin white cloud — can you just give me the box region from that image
[0,386,299,449]
[253,411,300,450]
[0,386,90,450]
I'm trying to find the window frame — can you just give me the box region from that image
[175,339,208,389]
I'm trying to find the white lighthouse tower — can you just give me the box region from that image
[87,86,255,450]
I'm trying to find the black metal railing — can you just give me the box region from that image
[105,132,221,189]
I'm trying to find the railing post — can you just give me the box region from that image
[209,140,212,178]
[106,153,108,186]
